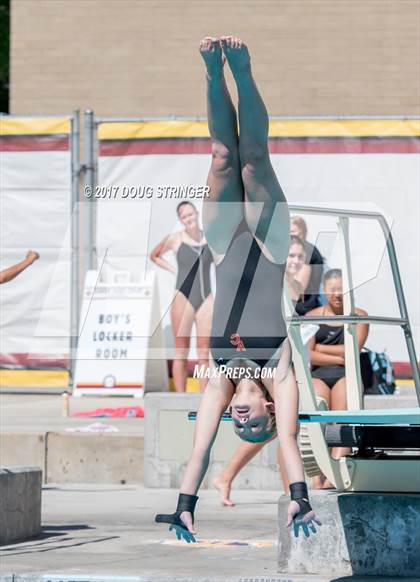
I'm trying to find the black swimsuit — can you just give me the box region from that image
[312,321,345,389]
[210,223,287,369]
[175,241,213,311]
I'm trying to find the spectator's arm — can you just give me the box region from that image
[356,308,369,350]
[309,349,345,366]
[315,308,369,356]
[0,251,39,285]
[306,327,345,365]
[149,234,177,275]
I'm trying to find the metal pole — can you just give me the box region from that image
[378,216,420,400]
[288,204,383,221]
[70,110,80,389]
[84,109,95,271]
[338,216,363,409]
[291,315,408,326]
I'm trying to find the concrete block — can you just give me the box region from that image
[278,490,420,577]
[45,433,143,484]
[0,434,45,472]
[144,393,282,490]
[364,394,418,409]
[0,466,42,545]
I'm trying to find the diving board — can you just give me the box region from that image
[298,407,420,425]
[188,408,420,425]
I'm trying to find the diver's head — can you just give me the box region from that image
[226,358,277,443]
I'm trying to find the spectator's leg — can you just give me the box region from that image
[311,378,331,489]
[213,440,266,506]
[330,377,352,460]
[171,294,194,392]
[194,295,213,392]
[276,444,290,492]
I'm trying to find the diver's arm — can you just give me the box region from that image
[273,343,321,532]
[273,356,304,485]
[180,376,233,494]
[156,375,232,537]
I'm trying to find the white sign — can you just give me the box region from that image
[73,271,168,397]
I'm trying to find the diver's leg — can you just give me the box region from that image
[221,36,290,264]
[200,37,244,255]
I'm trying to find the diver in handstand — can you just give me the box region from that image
[155,36,320,540]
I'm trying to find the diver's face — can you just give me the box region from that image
[178,204,198,229]
[230,380,274,440]
[286,243,306,276]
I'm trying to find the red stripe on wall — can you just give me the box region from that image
[76,384,143,388]
[99,137,420,156]
[0,135,70,152]
[100,138,211,156]
[269,138,420,154]
[392,362,419,379]
[0,353,69,369]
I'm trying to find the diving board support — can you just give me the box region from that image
[338,216,363,410]
[284,290,347,489]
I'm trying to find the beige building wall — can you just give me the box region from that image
[10,0,420,117]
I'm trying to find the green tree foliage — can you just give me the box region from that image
[0,0,9,113]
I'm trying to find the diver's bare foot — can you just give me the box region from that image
[220,36,251,78]
[322,478,335,489]
[213,476,235,507]
[199,37,225,79]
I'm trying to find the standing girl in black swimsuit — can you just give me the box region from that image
[150,202,214,392]
[306,268,369,488]
[155,36,320,540]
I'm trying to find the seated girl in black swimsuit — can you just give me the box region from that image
[150,201,214,392]
[155,36,320,540]
[306,268,369,488]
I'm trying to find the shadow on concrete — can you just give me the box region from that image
[42,486,138,492]
[42,523,95,532]
[331,574,418,581]
[0,524,96,551]
[0,531,119,556]
[0,524,121,557]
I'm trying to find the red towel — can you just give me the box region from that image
[73,406,144,418]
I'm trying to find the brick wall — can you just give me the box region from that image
[10,0,420,117]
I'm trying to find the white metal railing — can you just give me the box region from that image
[287,204,420,402]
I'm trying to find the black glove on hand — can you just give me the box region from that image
[155,493,198,543]
[290,481,313,520]
[289,481,321,538]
